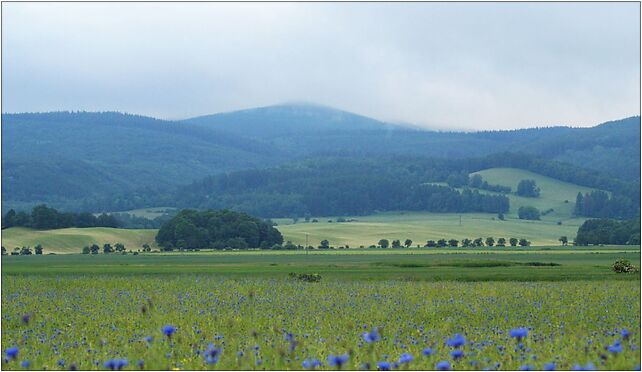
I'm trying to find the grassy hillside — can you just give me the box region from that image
[1,227,157,254]
[471,167,600,219]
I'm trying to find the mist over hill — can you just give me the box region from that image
[2,104,639,213]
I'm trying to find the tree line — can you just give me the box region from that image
[575,218,640,246]
[574,191,637,219]
[1,205,118,230]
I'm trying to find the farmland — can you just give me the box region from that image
[1,248,640,370]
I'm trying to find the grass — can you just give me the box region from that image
[3,247,639,281]
[277,211,586,248]
[471,167,600,220]
[1,227,158,254]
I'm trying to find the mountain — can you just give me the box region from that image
[2,105,639,212]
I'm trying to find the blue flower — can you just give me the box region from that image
[608,343,623,354]
[362,328,381,343]
[399,353,414,364]
[450,350,464,360]
[571,363,596,371]
[446,334,466,348]
[162,325,176,337]
[436,361,451,371]
[104,359,128,371]
[302,359,323,369]
[510,328,529,340]
[422,348,433,356]
[543,362,556,371]
[137,360,145,369]
[377,361,391,370]
[327,354,349,369]
[204,344,222,364]
[5,347,18,360]
[520,365,534,371]
[21,314,30,324]
[20,360,30,368]
[621,329,631,339]
[57,359,65,367]
[144,336,153,343]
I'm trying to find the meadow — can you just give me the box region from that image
[2,248,641,370]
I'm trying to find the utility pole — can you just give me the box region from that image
[305,233,309,255]
[459,215,462,226]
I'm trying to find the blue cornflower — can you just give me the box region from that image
[520,365,534,371]
[137,360,145,369]
[446,334,466,348]
[436,361,451,371]
[5,347,18,360]
[422,348,433,356]
[20,360,30,368]
[104,359,128,371]
[608,343,623,354]
[327,354,349,369]
[543,362,556,371]
[510,328,529,340]
[362,328,381,343]
[377,361,391,370]
[162,325,176,337]
[571,363,596,371]
[21,314,30,324]
[204,344,222,364]
[302,359,323,369]
[450,350,464,360]
[621,329,631,339]
[144,336,153,343]
[57,359,65,367]
[399,353,414,364]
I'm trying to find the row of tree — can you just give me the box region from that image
[1,245,44,255]
[2,205,118,230]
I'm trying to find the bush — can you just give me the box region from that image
[288,273,322,282]
[612,259,638,273]
[518,206,540,220]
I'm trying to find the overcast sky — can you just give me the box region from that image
[2,2,640,130]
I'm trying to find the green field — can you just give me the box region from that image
[2,248,640,370]
[1,227,158,254]
[471,167,599,220]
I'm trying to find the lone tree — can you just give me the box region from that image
[509,238,518,246]
[378,239,389,249]
[437,239,447,247]
[518,206,541,220]
[90,244,100,254]
[485,237,495,247]
[404,239,413,248]
[391,239,401,248]
[425,240,436,247]
[461,238,472,247]
[518,238,531,247]
[34,244,43,255]
[559,236,568,246]
[103,243,114,254]
[114,243,126,252]
[448,239,459,247]
[497,238,506,247]
[319,240,330,249]
[473,238,484,247]
[516,179,540,197]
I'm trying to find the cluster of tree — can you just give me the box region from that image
[518,206,541,220]
[575,218,640,246]
[574,191,637,219]
[468,174,512,193]
[1,205,118,230]
[376,239,414,248]
[155,209,283,250]
[2,245,44,255]
[424,237,531,247]
[516,179,540,197]
[81,243,131,254]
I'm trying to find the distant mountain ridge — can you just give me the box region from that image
[2,104,639,212]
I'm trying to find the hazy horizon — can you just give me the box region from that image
[2,2,640,130]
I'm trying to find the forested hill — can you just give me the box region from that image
[2,105,639,212]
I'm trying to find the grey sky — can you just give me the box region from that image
[2,2,640,130]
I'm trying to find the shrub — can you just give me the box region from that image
[611,259,639,273]
[288,273,322,282]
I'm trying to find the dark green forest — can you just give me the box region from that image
[575,218,640,246]
[2,106,639,214]
[155,209,283,250]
